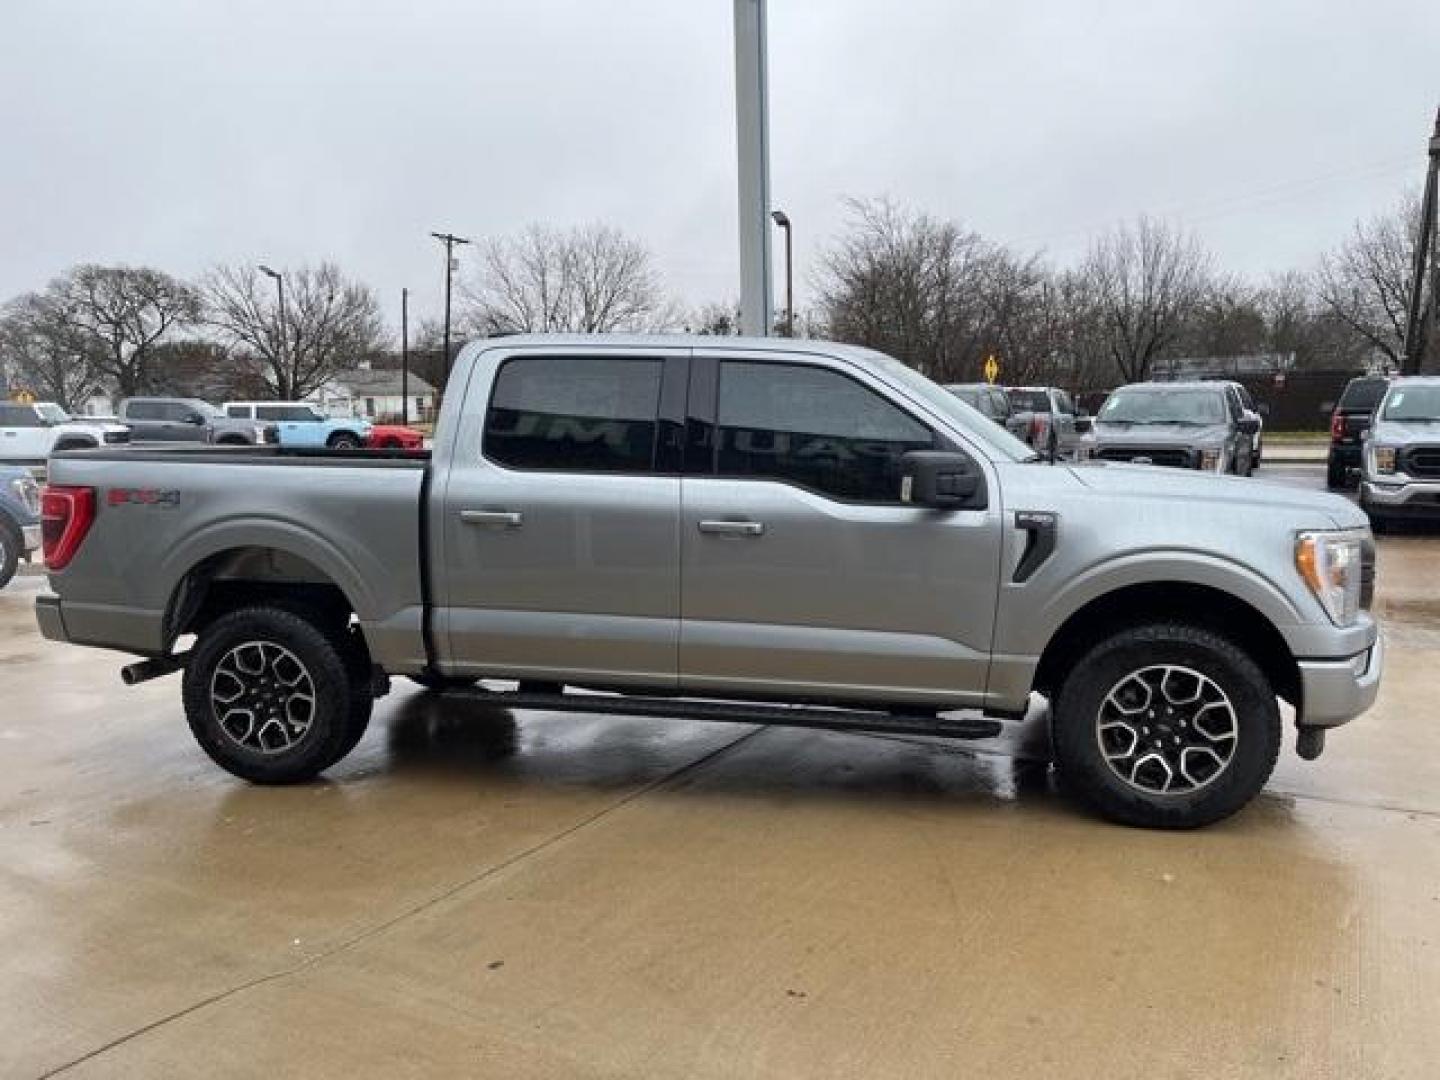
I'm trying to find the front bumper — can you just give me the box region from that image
[1361,478,1440,515]
[21,523,41,554]
[1297,632,1384,728]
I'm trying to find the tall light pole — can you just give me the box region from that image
[401,287,410,426]
[734,0,774,336]
[431,230,471,392]
[258,265,287,390]
[771,209,793,336]
[1401,106,1440,375]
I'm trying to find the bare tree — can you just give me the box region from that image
[55,264,201,398]
[817,198,998,380]
[0,290,108,411]
[202,263,386,399]
[1316,192,1423,366]
[461,224,676,335]
[1080,217,1213,383]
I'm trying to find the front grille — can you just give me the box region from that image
[103,430,130,445]
[1095,445,1195,469]
[1402,445,1440,479]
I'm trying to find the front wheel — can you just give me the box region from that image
[328,432,362,450]
[182,606,371,783]
[1051,623,1280,828]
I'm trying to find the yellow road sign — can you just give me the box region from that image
[983,354,1000,384]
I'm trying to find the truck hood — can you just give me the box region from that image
[1369,420,1440,445]
[1067,462,1366,529]
[1090,422,1230,446]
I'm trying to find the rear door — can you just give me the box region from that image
[122,401,167,442]
[437,347,686,687]
[678,351,1003,706]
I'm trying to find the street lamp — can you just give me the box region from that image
[258,264,287,376]
[771,209,793,337]
[430,231,472,392]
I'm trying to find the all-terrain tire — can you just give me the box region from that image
[182,606,368,783]
[328,432,362,450]
[1051,622,1281,829]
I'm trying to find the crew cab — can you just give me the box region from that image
[1359,376,1440,531]
[120,398,276,446]
[0,465,41,588]
[35,336,1382,829]
[1077,382,1260,475]
[222,402,370,449]
[0,402,130,464]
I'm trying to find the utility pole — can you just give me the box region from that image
[771,209,793,336]
[1401,106,1440,375]
[401,287,409,426]
[258,265,287,392]
[734,0,774,336]
[431,230,471,392]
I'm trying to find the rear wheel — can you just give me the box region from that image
[328,432,362,450]
[0,521,20,589]
[1051,623,1280,828]
[182,606,371,783]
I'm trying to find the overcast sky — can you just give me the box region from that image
[2,0,1437,330]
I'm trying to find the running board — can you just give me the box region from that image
[438,687,1004,740]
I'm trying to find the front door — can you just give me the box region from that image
[438,348,687,688]
[679,353,1003,707]
[0,405,47,461]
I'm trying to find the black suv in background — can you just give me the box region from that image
[1327,376,1390,489]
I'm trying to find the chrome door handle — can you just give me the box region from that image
[697,519,764,537]
[461,509,524,528]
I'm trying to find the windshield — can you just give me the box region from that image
[1340,377,1388,411]
[946,386,981,407]
[1008,389,1051,413]
[191,401,222,419]
[1381,385,1440,422]
[858,350,1036,462]
[1099,388,1226,425]
[36,403,70,423]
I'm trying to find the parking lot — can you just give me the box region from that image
[2,462,1438,1079]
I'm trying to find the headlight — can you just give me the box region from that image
[1199,447,1224,472]
[1296,528,1367,626]
[1372,446,1397,475]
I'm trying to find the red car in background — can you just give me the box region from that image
[365,424,425,450]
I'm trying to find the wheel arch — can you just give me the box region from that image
[1032,581,1301,710]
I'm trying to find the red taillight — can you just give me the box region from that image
[41,485,96,571]
[1329,411,1343,440]
[1030,415,1045,439]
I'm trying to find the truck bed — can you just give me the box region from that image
[41,446,430,668]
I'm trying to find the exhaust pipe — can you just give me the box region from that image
[120,652,190,686]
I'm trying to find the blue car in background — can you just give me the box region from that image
[0,465,42,589]
[221,402,371,449]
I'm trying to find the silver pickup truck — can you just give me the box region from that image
[34,335,1382,828]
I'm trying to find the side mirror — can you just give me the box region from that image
[1074,416,1094,434]
[1238,416,1261,436]
[900,451,986,510]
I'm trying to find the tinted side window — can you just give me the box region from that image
[484,355,663,473]
[161,403,195,422]
[1054,391,1075,415]
[226,406,250,419]
[715,361,937,503]
[126,401,163,421]
[1340,378,1388,411]
[989,389,1010,417]
[0,405,39,428]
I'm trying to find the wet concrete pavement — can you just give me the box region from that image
[3,465,1439,1078]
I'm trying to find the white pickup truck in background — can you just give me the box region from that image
[0,402,130,464]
